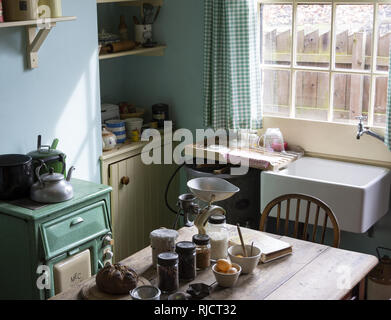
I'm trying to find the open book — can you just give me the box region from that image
[229,232,292,263]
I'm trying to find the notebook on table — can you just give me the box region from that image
[229,232,292,263]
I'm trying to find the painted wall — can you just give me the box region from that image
[0,0,102,183]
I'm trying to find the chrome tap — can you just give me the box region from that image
[356,115,385,142]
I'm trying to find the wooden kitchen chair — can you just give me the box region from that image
[259,194,340,248]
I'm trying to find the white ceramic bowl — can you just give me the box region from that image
[125,118,143,130]
[212,262,241,288]
[228,245,261,274]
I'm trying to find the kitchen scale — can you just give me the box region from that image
[180,177,240,234]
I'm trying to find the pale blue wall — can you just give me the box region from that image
[0,0,102,182]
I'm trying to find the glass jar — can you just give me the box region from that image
[175,241,196,281]
[157,252,179,294]
[205,214,229,261]
[150,229,178,268]
[193,234,211,270]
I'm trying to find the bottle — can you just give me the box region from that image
[176,241,196,281]
[193,234,211,270]
[119,15,129,41]
[157,252,179,294]
[205,215,229,261]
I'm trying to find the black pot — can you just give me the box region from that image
[0,154,34,201]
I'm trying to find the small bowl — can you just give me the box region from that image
[228,245,261,274]
[212,263,241,288]
[130,285,161,300]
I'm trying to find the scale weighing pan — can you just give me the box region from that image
[187,177,240,203]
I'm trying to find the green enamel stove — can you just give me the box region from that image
[0,179,112,299]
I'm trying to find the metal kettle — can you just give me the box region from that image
[30,163,75,203]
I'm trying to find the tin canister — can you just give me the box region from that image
[130,130,140,142]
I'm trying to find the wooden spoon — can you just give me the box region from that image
[236,223,247,257]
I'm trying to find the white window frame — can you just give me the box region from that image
[259,0,391,128]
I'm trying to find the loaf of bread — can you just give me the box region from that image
[96,263,138,294]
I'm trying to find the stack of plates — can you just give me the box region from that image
[105,120,126,144]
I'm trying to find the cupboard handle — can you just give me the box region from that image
[121,176,130,185]
[70,217,84,227]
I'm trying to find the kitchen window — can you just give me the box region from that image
[260,1,391,128]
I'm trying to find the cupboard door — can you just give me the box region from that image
[109,151,179,262]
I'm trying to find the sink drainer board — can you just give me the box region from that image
[185,144,302,171]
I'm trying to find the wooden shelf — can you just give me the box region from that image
[0,16,76,28]
[99,45,166,60]
[97,0,163,5]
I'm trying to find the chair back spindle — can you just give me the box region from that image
[259,194,340,248]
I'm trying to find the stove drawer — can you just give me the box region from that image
[40,201,110,260]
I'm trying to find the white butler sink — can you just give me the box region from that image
[261,157,391,233]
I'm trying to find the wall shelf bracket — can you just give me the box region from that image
[26,22,56,69]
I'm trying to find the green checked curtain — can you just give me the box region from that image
[386,43,391,150]
[203,0,262,130]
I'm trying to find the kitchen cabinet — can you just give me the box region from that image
[100,141,179,262]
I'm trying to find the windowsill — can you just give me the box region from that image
[263,114,386,131]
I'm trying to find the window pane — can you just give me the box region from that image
[261,4,292,66]
[335,5,373,71]
[333,73,370,124]
[295,71,329,121]
[296,4,331,68]
[377,5,391,72]
[373,76,388,127]
[262,70,291,117]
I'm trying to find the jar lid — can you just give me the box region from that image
[192,234,210,245]
[157,252,178,266]
[208,215,226,224]
[175,241,196,254]
[150,229,179,240]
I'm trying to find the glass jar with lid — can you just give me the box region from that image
[192,234,211,270]
[175,241,196,281]
[157,252,179,293]
[205,214,229,261]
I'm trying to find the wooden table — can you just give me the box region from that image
[51,225,378,300]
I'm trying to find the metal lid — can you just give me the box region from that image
[192,234,210,246]
[157,252,178,266]
[0,154,31,167]
[27,148,63,159]
[208,214,226,224]
[41,168,64,183]
[175,241,196,254]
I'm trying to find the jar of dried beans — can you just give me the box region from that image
[157,252,179,294]
[176,241,196,281]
